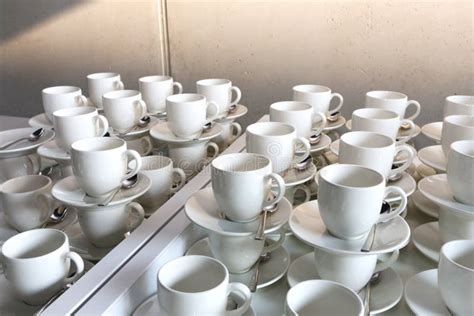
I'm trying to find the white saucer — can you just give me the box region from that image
[64,221,112,261]
[415,162,436,179]
[323,115,346,131]
[309,133,332,154]
[345,119,421,140]
[417,145,446,172]
[217,104,249,122]
[289,200,410,254]
[411,190,439,219]
[412,222,441,262]
[418,174,474,215]
[421,121,442,142]
[28,113,53,129]
[37,140,71,162]
[0,127,55,158]
[279,163,316,186]
[186,238,290,290]
[150,121,223,144]
[109,117,161,138]
[52,174,151,208]
[404,269,450,315]
[287,253,403,315]
[385,172,416,202]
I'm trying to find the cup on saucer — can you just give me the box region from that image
[87,72,124,109]
[123,136,153,156]
[102,90,147,134]
[443,95,474,117]
[42,86,88,122]
[0,154,41,183]
[139,75,183,114]
[168,141,219,179]
[447,140,474,205]
[441,114,474,156]
[365,90,421,121]
[196,79,241,118]
[214,120,242,150]
[292,84,344,116]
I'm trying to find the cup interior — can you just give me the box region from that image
[247,122,294,137]
[444,115,474,128]
[451,140,474,158]
[353,108,399,120]
[42,86,80,95]
[271,101,312,112]
[167,93,204,103]
[140,155,172,171]
[71,137,124,152]
[197,78,230,86]
[53,106,97,118]
[139,75,171,83]
[2,229,66,260]
[293,84,330,93]
[103,89,140,99]
[212,153,270,173]
[158,256,226,293]
[366,90,407,100]
[1,175,51,194]
[442,240,474,271]
[87,72,119,80]
[446,95,474,106]
[341,131,394,149]
[320,164,384,188]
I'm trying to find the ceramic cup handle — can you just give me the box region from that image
[374,250,399,273]
[389,144,415,178]
[396,119,416,145]
[114,80,124,90]
[123,150,142,181]
[262,230,286,253]
[134,100,147,120]
[206,142,220,159]
[27,154,41,175]
[294,185,311,204]
[170,167,186,193]
[173,81,183,94]
[292,137,311,165]
[95,115,109,137]
[379,186,407,222]
[311,111,327,136]
[229,122,242,143]
[329,92,344,114]
[140,137,153,156]
[206,101,219,122]
[405,100,421,121]
[262,173,286,208]
[63,251,85,285]
[225,282,252,316]
[230,86,242,107]
[127,202,145,232]
[75,95,89,106]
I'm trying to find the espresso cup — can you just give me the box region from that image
[166,93,219,139]
[438,208,474,243]
[313,248,400,292]
[211,153,286,222]
[157,255,251,316]
[339,131,415,179]
[2,229,84,305]
[444,95,474,117]
[351,108,416,144]
[168,141,219,179]
[438,240,474,315]
[292,84,344,115]
[0,154,41,183]
[42,86,88,122]
[318,164,407,240]
[365,90,421,121]
[208,230,285,274]
[136,156,186,213]
[246,122,311,173]
[269,101,327,139]
[139,75,183,114]
[0,175,53,232]
[71,137,142,198]
[87,72,124,108]
[214,121,242,150]
[77,201,145,248]
[441,115,474,157]
[196,79,241,117]
[53,106,109,151]
[102,90,147,133]
[124,136,153,156]
[447,140,474,205]
[286,280,363,316]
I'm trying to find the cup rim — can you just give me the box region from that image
[166,93,205,103]
[319,164,385,189]
[450,140,474,158]
[71,137,125,153]
[445,95,474,106]
[270,101,312,112]
[366,90,408,100]
[0,174,52,195]
[293,84,331,94]
[42,86,81,95]
[444,114,474,128]
[87,72,120,80]
[341,131,394,149]
[352,108,400,120]
[103,89,140,100]
[139,155,173,171]
[212,153,271,174]
[139,75,172,83]
[196,78,231,86]
[246,122,295,137]
[441,240,474,272]
[53,106,98,118]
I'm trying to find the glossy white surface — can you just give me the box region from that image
[197,79,241,117]
[216,104,248,122]
[38,140,71,162]
[411,190,439,218]
[150,121,223,143]
[139,75,182,114]
[421,121,442,142]
[441,115,474,155]
[108,116,160,138]
[412,222,441,262]
[447,140,474,205]
[417,145,446,172]
[28,113,54,129]
[293,84,344,115]
[87,72,124,109]
[365,90,420,121]
[0,127,55,158]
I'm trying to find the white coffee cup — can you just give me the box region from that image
[246,122,311,173]
[77,201,145,248]
[42,86,88,122]
[339,131,415,179]
[157,255,251,316]
[285,280,364,316]
[208,230,285,274]
[2,229,84,305]
[293,84,344,115]
[166,93,219,139]
[270,101,327,139]
[0,175,53,232]
[441,115,474,157]
[71,137,142,198]
[351,108,416,144]
[53,106,109,151]
[318,164,407,240]
[102,90,147,133]
[444,95,474,117]
[214,121,242,150]
[168,141,219,179]
[313,248,400,292]
[123,136,153,156]
[0,154,41,183]
[447,140,474,205]
[139,75,183,114]
[136,156,186,213]
[438,240,474,315]
[196,79,241,117]
[87,72,124,108]
[365,90,421,121]
[211,153,286,222]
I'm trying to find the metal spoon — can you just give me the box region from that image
[400,121,411,130]
[295,155,312,171]
[98,174,139,206]
[361,202,391,252]
[0,128,44,150]
[249,251,271,292]
[118,116,151,135]
[387,164,403,182]
[227,104,238,114]
[362,272,382,316]
[255,201,279,240]
[49,205,69,224]
[327,111,340,123]
[309,133,321,145]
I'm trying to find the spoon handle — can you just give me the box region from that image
[98,188,121,206]
[361,224,377,252]
[249,257,262,292]
[0,137,28,150]
[363,280,371,316]
[255,210,268,240]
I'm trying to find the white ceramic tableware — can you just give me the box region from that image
[157,255,251,316]
[444,95,474,117]
[71,137,142,198]
[421,121,442,142]
[365,90,421,121]
[0,175,53,232]
[168,141,219,178]
[285,280,363,316]
[246,122,311,173]
[417,145,447,172]
[0,154,41,183]
[438,240,474,315]
[339,131,414,179]
[351,108,416,144]
[269,101,327,138]
[87,72,124,108]
[102,90,147,133]
[447,140,474,205]
[438,207,474,243]
[196,79,241,117]
[318,164,407,239]
[211,153,286,222]
[293,84,344,115]
[136,156,185,213]
[42,86,88,122]
[166,93,219,139]
[412,222,442,262]
[441,115,474,156]
[124,136,153,156]
[1,229,84,305]
[214,120,242,150]
[53,106,109,151]
[139,75,183,114]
